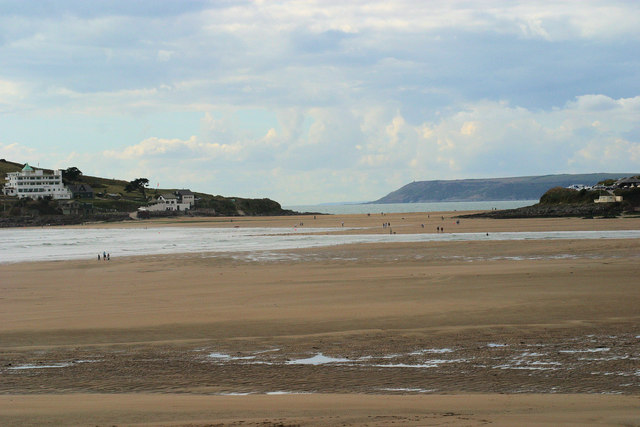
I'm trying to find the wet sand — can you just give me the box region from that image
[1,212,639,425]
[2,393,639,426]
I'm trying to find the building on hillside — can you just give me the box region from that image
[175,189,195,207]
[567,184,591,191]
[2,163,72,200]
[143,193,191,212]
[68,183,94,199]
[59,200,94,215]
[615,177,640,188]
[594,194,623,203]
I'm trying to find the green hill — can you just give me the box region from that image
[0,160,293,222]
[373,173,636,203]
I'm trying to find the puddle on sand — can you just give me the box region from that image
[374,359,468,368]
[380,387,436,393]
[6,360,100,370]
[7,363,72,370]
[559,348,610,353]
[286,353,351,365]
[409,348,455,355]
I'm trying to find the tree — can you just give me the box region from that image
[62,167,83,182]
[125,178,150,198]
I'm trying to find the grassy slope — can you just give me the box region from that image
[374,173,636,203]
[1,160,288,216]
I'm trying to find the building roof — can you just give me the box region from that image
[176,189,194,196]
[22,163,34,172]
[159,193,178,200]
[616,176,640,185]
[68,184,94,193]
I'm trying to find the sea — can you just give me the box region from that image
[284,200,538,215]
[2,225,639,264]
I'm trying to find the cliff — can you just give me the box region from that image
[373,173,633,203]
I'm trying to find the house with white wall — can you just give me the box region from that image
[144,193,191,212]
[2,163,72,200]
[175,189,195,207]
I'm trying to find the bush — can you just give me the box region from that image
[539,187,599,205]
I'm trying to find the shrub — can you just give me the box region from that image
[539,187,599,205]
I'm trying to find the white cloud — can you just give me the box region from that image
[104,136,241,160]
[4,92,639,204]
[1,2,639,204]
[0,142,36,160]
[0,79,23,100]
[157,50,174,62]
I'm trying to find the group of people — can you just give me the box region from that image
[98,251,110,261]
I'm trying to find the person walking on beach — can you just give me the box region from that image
[98,254,101,261]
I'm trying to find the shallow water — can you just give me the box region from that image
[286,200,538,214]
[1,227,639,263]
[5,334,636,394]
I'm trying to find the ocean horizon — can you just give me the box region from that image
[285,200,538,215]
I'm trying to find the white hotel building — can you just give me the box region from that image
[3,163,72,200]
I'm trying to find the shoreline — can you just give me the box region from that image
[4,209,640,230]
[2,213,639,425]
[2,212,640,265]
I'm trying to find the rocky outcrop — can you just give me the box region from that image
[0,213,131,228]
[458,203,622,219]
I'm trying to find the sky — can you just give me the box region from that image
[1,0,639,205]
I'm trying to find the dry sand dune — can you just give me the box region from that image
[1,212,639,426]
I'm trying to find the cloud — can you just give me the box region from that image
[1,2,639,204]
[1,0,638,117]
[2,95,638,205]
[157,50,174,62]
[87,94,638,204]
[104,136,241,160]
[0,142,36,160]
[0,79,29,112]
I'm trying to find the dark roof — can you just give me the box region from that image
[68,184,94,193]
[616,177,640,186]
[175,189,194,195]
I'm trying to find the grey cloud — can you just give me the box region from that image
[3,2,639,114]
[290,29,355,55]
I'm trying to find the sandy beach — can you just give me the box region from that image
[1,212,639,426]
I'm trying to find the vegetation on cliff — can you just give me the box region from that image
[460,185,640,219]
[374,173,634,203]
[0,159,294,225]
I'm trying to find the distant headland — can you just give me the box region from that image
[375,173,640,218]
[373,174,636,203]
